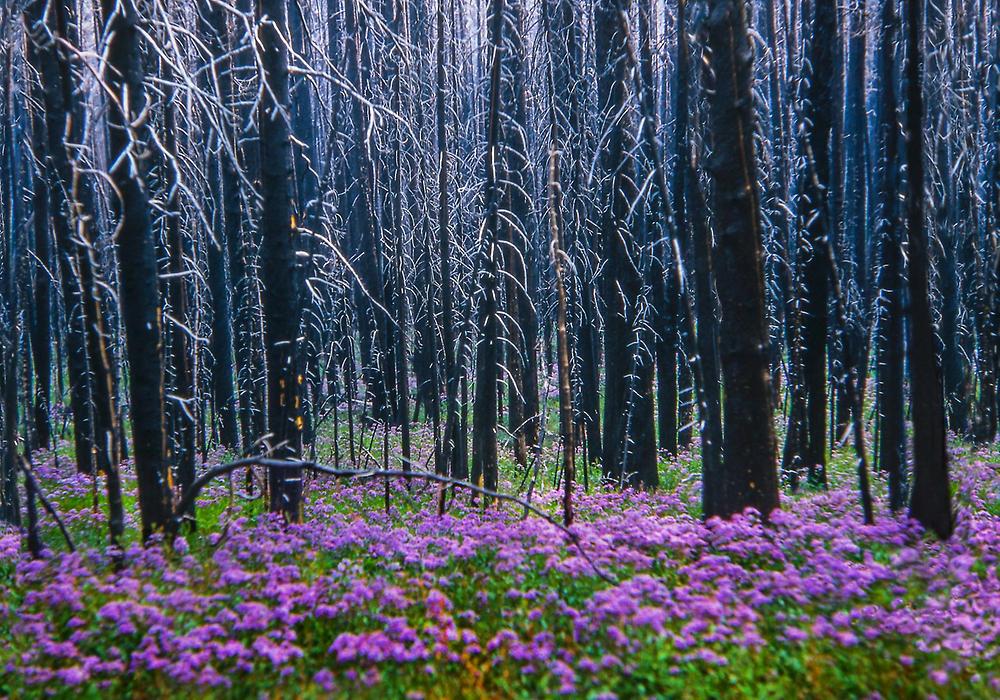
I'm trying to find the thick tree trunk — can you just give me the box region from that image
[22,0,97,476]
[258,0,304,520]
[1,50,23,524]
[499,0,538,469]
[874,0,907,512]
[471,0,505,497]
[435,0,461,479]
[704,0,779,519]
[904,0,952,539]
[102,0,171,540]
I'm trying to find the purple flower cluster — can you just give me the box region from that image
[1,443,999,696]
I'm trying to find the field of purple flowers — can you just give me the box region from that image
[2,441,999,698]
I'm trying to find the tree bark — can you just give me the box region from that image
[801,0,838,488]
[22,0,97,476]
[596,0,657,489]
[471,0,505,497]
[704,0,779,518]
[904,0,952,539]
[102,0,171,540]
[258,0,304,520]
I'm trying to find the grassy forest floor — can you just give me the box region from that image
[2,423,1000,698]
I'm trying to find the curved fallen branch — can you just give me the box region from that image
[172,456,618,584]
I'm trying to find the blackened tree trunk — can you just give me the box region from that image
[760,0,790,412]
[162,58,195,522]
[925,0,965,436]
[101,0,171,540]
[499,0,538,469]
[471,0,504,497]
[39,0,125,521]
[843,0,871,410]
[688,162,723,519]
[874,0,907,512]
[258,0,304,520]
[648,0,677,456]
[233,0,268,447]
[801,0,838,488]
[343,0,394,425]
[288,0,322,445]
[22,0,96,476]
[1,46,22,524]
[25,70,51,451]
[78,212,124,540]
[704,0,779,518]
[435,0,461,479]
[382,0,412,471]
[903,0,952,539]
[596,0,657,489]
[198,0,241,452]
[204,158,239,451]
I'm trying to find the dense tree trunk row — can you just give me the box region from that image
[4,0,989,545]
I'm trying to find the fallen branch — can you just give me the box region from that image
[18,457,76,553]
[172,456,618,585]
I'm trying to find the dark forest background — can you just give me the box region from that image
[2,0,998,544]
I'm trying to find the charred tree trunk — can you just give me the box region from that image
[499,0,538,469]
[903,0,952,539]
[649,0,679,457]
[874,0,907,512]
[382,0,412,471]
[43,0,126,536]
[25,68,51,451]
[288,0,322,445]
[471,0,505,497]
[258,0,304,520]
[161,40,195,522]
[198,0,241,452]
[800,0,838,488]
[843,0,871,414]
[436,0,461,479]
[233,0,268,447]
[596,0,657,489]
[688,162,723,518]
[22,0,96,476]
[101,0,171,540]
[703,0,779,518]
[1,47,22,524]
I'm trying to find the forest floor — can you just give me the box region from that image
[2,426,1000,698]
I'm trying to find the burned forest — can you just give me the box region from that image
[1,0,999,696]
